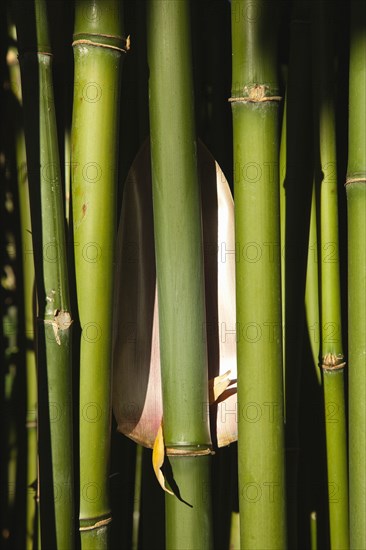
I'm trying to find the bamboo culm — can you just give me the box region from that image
[347,1,366,547]
[71,0,126,546]
[14,0,74,547]
[147,1,213,548]
[313,2,349,547]
[231,1,287,547]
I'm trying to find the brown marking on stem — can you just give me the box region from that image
[228,84,282,103]
[322,353,346,371]
[44,309,72,345]
[165,447,212,457]
[79,516,112,531]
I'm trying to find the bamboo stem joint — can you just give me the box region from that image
[72,33,130,53]
[79,516,113,532]
[321,353,346,371]
[345,177,366,186]
[229,84,282,103]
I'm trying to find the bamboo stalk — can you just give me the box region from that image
[347,1,366,547]
[279,3,313,544]
[7,27,38,548]
[132,444,142,550]
[147,1,212,548]
[231,1,286,547]
[313,2,349,547]
[71,1,126,546]
[14,0,74,547]
[310,511,317,550]
[305,182,321,385]
[15,92,38,550]
[19,177,38,550]
[229,511,240,550]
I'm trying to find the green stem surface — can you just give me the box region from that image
[305,183,321,385]
[14,0,74,547]
[7,27,38,548]
[147,1,212,548]
[231,1,286,547]
[71,1,125,547]
[279,4,313,545]
[313,2,349,547]
[15,101,38,550]
[347,1,366,547]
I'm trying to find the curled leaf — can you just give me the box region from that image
[209,370,232,404]
[152,423,174,496]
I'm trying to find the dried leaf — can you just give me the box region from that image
[209,370,232,404]
[152,423,174,496]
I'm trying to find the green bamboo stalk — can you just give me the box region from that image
[310,511,317,550]
[229,511,240,550]
[231,1,286,547]
[65,129,71,225]
[71,1,126,546]
[14,0,74,547]
[17,102,38,550]
[15,96,38,550]
[279,4,313,544]
[305,182,321,385]
[347,1,366,547]
[7,28,38,548]
[313,2,349,547]
[147,2,212,548]
[1,318,17,544]
[279,96,287,378]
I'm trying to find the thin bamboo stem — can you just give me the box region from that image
[279,4,314,544]
[229,511,240,550]
[132,444,142,550]
[231,1,286,547]
[313,2,349,547]
[8,29,37,550]
[7,28,38,548]
[147,1,212,548]
[14,0,74,546]
[71,1,125,546]
[305,182,321,385]
[15,95,38,550]
[347,1,366,547]
[310,511,317,550]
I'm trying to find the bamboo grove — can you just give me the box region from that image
[0,1,364,549]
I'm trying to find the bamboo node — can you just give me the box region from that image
[72,33,130,54]
[79,516,112,531]
[16,50,53,60]
[345,176,366,186]
[25,420,37,428]
[321,353,346,371]
[44,309,72,345]
[165,447,212,457]
[229,84,282,103]
[6,49,18,66]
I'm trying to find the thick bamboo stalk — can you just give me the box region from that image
[347,1,366,547]
[231,1,286,547]
[71,1,126,546]
[147,1,212,548]
[313,2,349,547]
[14,0,74,547]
